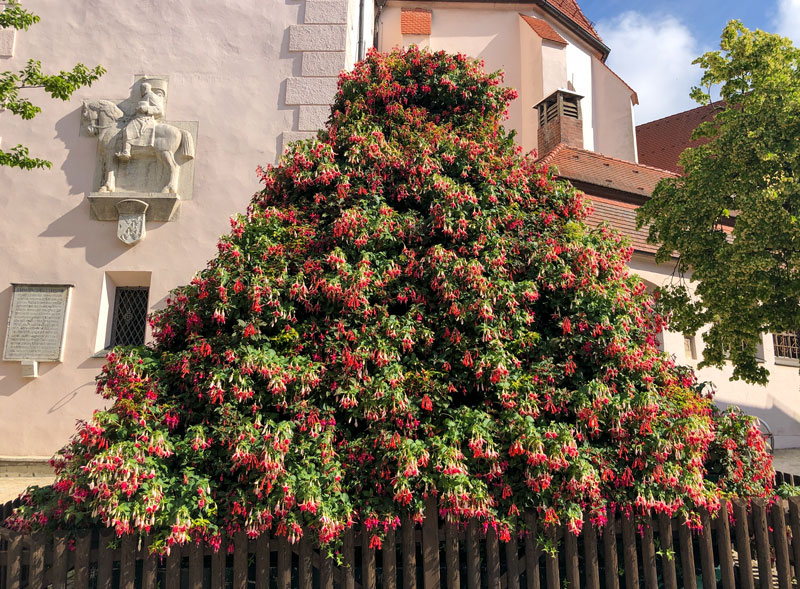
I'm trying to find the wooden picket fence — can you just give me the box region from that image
[2,493,800,588]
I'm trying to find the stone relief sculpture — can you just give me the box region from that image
[81,77,198,244]
[82,79,194,194]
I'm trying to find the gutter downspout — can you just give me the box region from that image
[357,0,366,60]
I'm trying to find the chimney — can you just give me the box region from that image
[535,89,584,156]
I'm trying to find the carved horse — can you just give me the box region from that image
[82,100,195,194]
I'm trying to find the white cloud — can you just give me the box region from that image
[773,0,800,45]
[596,12,705,124]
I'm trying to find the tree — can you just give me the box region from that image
[0,0,104,170]
[6,47,772,551]
[637,21,800,384]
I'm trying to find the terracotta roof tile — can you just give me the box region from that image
[520,15,566,44]
[545,0,601,43]
[585,197,658,254]
[539,143,676,196]
[401,9,432,35]
[636,102,723,173]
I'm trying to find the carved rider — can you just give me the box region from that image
[116,82,164,161]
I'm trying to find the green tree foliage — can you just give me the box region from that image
[0,0,104,170]
[5,48,772,552]
[637,21,800,384]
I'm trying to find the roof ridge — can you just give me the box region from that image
[543,144,679,176]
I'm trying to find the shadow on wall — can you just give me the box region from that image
[55,107,97,197]
[715,397,800,448]
[37,201,173,268]
[277,24,301,159]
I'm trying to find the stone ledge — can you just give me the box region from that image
[302,51,347,77]
[304,0,348,24]
[88,192,181,222]
[299,105,331,131]
[286,77,339,105]
[289,24,347,52]
[0,456,53,477]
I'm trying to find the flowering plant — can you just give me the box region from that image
[6,47,772,551]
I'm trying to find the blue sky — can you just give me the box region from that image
[578,0,800,123]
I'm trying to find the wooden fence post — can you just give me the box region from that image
[583,514,600,589]
[770,501,791,589]
[698,509,716,589]
[603,513,620,589]
[505,533,520,589]
[486,526,500,589]
[300,533,314,589]
[52,532,68,589]
[752,498,774,589]
[385,527,398,589]
[74,532,91,588]
[677,521,697,589]
[621,513,639,589]
[524,512,541,589]
[234,532,248,588]
[403,514,417,589]
[255,534,270,589]
[788,498,800,586]
[6,532,21,589]
[732,498,755,589]
[716,502,735,589]
[640,518,657,589]
[544,525,560,589]
[466,519,480,589]
[445,521,460,589]
[657,514,677,589]
[422,496,440,589]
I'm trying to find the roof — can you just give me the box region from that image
[584,196,658,254]
[520,14,566,44]
[410,0,606,56]
[545,0,601,44]
[539,143,676,196]
[401,8,432,35]
[636,102,722,173]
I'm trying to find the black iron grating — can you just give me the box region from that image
[773,332,799,360]
[110,287,149,347]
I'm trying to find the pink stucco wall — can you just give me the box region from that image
[0,0,307,457]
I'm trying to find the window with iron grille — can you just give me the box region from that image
[773,332,799,362]
[110,287,149,347]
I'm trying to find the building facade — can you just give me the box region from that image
[1,0,797,468]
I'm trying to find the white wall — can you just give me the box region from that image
[564,42,594,151]
[629,253,800,449]
[591,57,637,161]
[0,0,308,457]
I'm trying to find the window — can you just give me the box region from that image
[110,287,149,346]
[94,271,151,355]
[773,332,799,365]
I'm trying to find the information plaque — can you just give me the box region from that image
[3,284,72,362]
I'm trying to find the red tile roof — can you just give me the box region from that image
[636,102,723,173]
[401,9,432,35]
[546,0,601,44]
[585,197,658,254]
[520,15,566,44]
[539,143,676,196]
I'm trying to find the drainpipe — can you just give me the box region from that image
[357,0,366,60]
